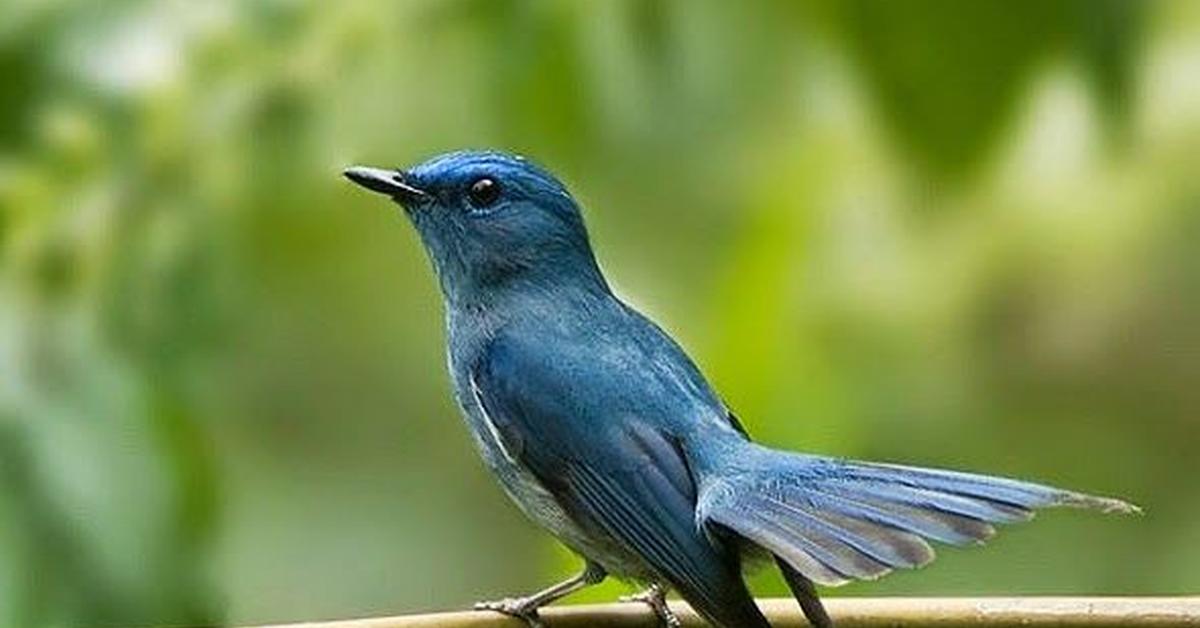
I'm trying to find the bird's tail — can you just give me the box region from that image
[691,438,1138,624]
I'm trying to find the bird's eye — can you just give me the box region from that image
[468,177,501,207]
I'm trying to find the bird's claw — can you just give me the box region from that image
[620,585,681,628]
[474,598,546,628]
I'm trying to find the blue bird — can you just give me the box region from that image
[343,151,1138,628]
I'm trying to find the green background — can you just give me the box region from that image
[1,1,1197,626]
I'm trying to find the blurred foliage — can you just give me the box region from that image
[827,0,1146,178]
[0,1,1198,626]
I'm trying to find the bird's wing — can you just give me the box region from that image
[471,333,769,628]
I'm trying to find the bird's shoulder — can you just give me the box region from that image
[469,299,742,445]
[473,319,641,419]
[485,304,705,399]
[472,319,700,487]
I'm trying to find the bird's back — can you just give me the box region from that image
[452,291,738,440]
[445,291,772,627]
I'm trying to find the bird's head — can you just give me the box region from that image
[344,151,606,307]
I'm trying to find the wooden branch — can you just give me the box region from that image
[251,597,1200,628]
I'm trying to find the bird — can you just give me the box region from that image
[343,150,1138,628]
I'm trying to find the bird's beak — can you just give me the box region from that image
[343,166,431,205]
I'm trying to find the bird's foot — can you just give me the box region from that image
[620,584,681,628]
[474,597,546,628]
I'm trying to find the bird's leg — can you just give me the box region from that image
[474,562,606,628]
[619,582,681,628]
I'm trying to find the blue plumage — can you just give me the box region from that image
[343,151,1138,628]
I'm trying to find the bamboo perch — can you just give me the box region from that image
[252,597,1200,628]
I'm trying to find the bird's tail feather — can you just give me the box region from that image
[695,442,1139,587]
